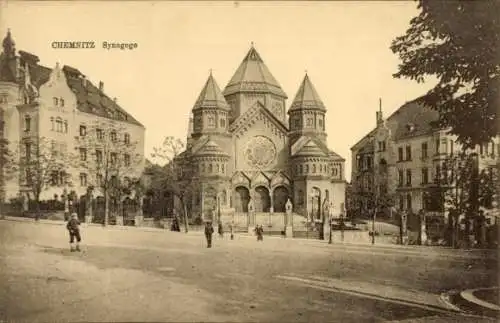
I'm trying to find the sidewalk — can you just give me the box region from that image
[1,215,498,259]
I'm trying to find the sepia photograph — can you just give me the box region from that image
[0,1,498,322]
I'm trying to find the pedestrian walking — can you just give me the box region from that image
[66,213,82,252]
[218,221,224,238]
[255,224,264,241]
[205,221,214,248]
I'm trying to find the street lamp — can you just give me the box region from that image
[328,201,334,244]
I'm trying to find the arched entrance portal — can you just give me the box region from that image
[234,186,250,213]
[273,186,289,212]
[254,186,270,212]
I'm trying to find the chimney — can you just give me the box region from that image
[376,98,383,126]
[81,75,87,87]
[99,81,104,91]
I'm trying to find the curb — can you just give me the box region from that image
[440,288,500,319]
[461,288,500,311]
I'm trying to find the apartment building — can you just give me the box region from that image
[350,98,498,220]
[0,30,145,202]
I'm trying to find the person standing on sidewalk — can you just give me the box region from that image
[66,213,82,252]
[205,221,214,248]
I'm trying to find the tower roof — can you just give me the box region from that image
[289,73,326,112]
[223,45,287,97]
[193,72,230,111]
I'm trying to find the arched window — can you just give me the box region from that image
[24,115,31,132]
[208,163,213,173]
[306,118,313,127]
[312,164,316,173]
[201,163,206,173]
[60,98,65,107]
[305,164,309,173]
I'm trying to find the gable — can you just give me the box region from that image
[231,171,250,187]
[270,171,291,187]
[251,171,270,187]
[230,101,288,139]
[291,136,329,157]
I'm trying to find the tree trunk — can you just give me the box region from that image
[104,190,109,226]
[183,202,189,233]
[35,194,40,221]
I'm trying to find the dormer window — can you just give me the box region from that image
[406,123,415,132]
[53,97,59,106]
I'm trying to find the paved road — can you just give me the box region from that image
[0,220,497,322]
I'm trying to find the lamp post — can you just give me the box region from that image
[328,202,334,244]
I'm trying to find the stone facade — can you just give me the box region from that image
[0,30,145,201]
[174,45,346,223]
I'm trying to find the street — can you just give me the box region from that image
[0,219,497,322]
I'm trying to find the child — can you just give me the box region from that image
[66,213,81,252]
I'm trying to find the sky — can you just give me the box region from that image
[0,1,435,181]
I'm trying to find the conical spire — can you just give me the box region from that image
[289,73,326,111]
[193,71,230,111]
[2,29,16,57]
[223,45,287,97]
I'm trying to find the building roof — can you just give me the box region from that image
[193,72,230,111]
[289,73,326,112]
[223,45,287,98]
[350,97,440,150]
[0,30,143,127]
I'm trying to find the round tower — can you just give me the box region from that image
[288,73,327,145]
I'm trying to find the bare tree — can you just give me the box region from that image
[76,121,143,226]
[151,136,196,233]
[16,137,74,219]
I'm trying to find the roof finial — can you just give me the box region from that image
[209,68,212,76]
[305,69,308,76]
[379,97,382,112]
[251,41,254,47]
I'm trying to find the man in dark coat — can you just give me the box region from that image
[205,222,214,248]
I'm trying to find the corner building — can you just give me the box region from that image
[175,45,346,226]
[0,30,145,201]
